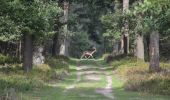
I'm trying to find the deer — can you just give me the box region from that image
[80,48,97,59]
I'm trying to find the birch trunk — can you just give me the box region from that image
[136,34,144,60]
[59,0,69,56]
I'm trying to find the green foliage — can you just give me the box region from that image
[0,54,20,64]
[129,0,170,32]
[0,76,43,92]
[126,0,170,59]
[101,12,123,40]
[0,16,20,41]
[0,54,10,64]
[70,32,91,58]
[69,0,113,44]
[0,0,62,41]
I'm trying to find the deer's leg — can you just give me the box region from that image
[86,55,91,59]
[80,53,85,59]
[85,55,88,59]
[91,55,94,59]
[84,54,89,59]
[86,55,89,59]
[90,54,94,59]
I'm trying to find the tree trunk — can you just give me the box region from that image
[52,33,59,56]
[136,34,144,60]
[123,0,129,12]
[145,35,150,61]
[59,0,69,56]
[114,0,120,11]
[23,33,33,72]
[112,40,119,56]
[19,40,22,61]
[123,34,129,54]
[123,23,129,55]
[16,41,22,62]
[119,35,124,54]
[149,31,160,72]
[123,0,129,54]
[59,37,69,56]
[114,0,124,55]
[52,11,61,56]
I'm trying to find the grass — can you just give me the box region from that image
[17,62,109,100]
[0,57,170,100]
[107,55,170,95]
[20,59,170,100]
[0,57,70,99]
[112,76,170,100]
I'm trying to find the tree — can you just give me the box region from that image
[59,0,69,56]
[52,16,62,56]
[112,0,122,56]
[149,31,159,71]
[130,0,170,71]
[121,0,129,54]
[100,0,123,55]
[133,14,145,60]
[23,30,33,72]
[136,33,144,60]
[0,0,61,72]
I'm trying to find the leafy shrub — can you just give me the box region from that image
[0,54,20,64]
[0,54,9,64]
[70,32,91,58]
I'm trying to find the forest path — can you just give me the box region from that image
[62,60,115,100]
[24,59,170,100]
[58,60,170,100]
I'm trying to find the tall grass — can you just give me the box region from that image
[106,55,170,95]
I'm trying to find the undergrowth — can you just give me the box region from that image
[106,55,170,95]
[0,54,20,64]
[0,56,72,97]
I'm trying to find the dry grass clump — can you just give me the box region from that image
[124,67,170,95]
